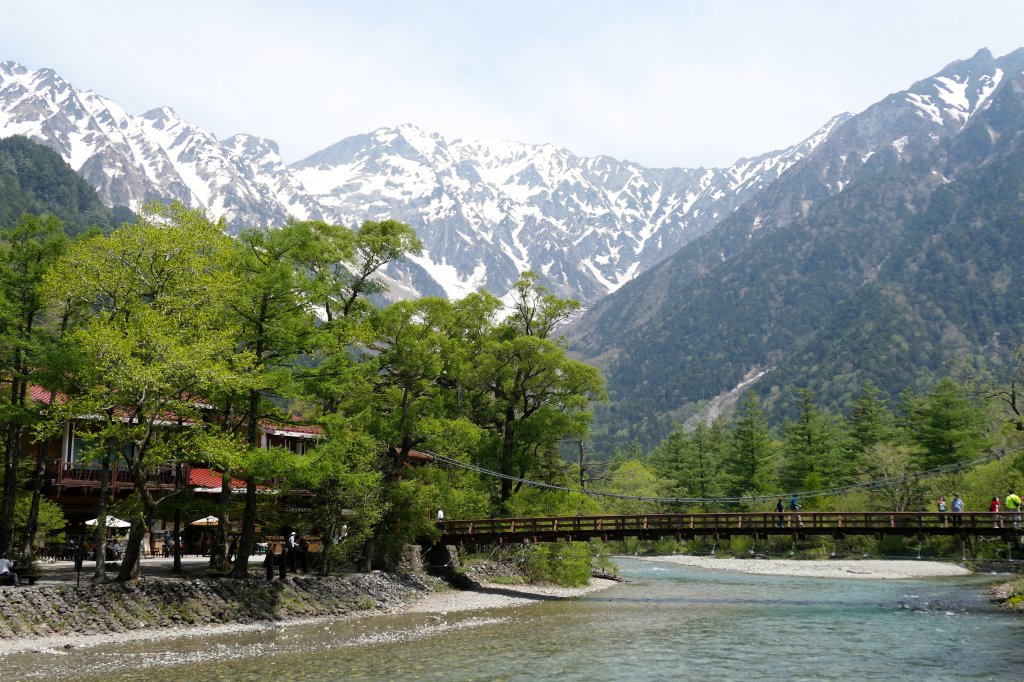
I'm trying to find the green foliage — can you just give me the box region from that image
[522,541,592,587]
[902,378,988,469]
[14,494,66,546]
[294,428,384,572]
[780,389,856,490]
[649,420,729,507]
[722,392,778,497]
[463,273,605,506]
[602,458,664,514]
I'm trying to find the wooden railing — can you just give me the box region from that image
[47,461,182,491]
[435,512,1023,544]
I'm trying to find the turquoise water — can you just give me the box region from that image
[5,558,1023,681]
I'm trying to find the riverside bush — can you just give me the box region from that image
[524,542,591,587]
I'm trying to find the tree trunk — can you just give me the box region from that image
[118,466,157,582]
[1,423,23,558]
[319,532,334,577]
[92,453,111,581]
[360,538,374,572]
[230,477,258,578]
[208,471,231,570]
[499,416,516,507]
[116,519,147,582]
[21,439,48,560]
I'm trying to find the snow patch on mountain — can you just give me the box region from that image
[12,50,1017,305]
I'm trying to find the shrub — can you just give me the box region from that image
[523,542,592,587]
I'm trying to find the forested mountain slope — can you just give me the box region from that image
[0,135,124,234]
[569,48,1024,453]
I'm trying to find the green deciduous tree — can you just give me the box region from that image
[0,213,69,558]
[465,274,605,508]
[43,203,243,581]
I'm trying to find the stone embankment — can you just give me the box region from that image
[0,572,434,641]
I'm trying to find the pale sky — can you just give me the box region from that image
[3,0,1023,168]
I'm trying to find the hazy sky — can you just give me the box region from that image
[3,1,1023,168]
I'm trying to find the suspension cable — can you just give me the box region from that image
[420,443,1024,506]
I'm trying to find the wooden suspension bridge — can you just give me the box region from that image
[432,511,1024,545]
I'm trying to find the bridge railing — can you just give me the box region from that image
[439,511,1020,540]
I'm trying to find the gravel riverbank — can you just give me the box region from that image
[640,555,973,579]
[0,555,620,659]
[408,578,619,614]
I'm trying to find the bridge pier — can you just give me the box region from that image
[422,543,460,572]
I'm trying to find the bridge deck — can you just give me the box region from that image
[436,512,1023,545]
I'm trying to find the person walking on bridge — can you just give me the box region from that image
[951,494,964,527]
[989,496,1001,528]
[1005,490,1021,527]
[788,494,803,528]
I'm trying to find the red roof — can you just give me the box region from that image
[189,467,247,491]
[29,385,62,405]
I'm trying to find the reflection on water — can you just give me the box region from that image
[4,558,1023,681]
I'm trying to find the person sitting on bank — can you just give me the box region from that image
[0,556,20,586]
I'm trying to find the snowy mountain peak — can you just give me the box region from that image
[902,47,1024,132]
[3,49,1015,305]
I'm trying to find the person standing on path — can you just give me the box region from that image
[990,496,1001,527]
[937,496,947,527]
[775,499,785,527]
[951,493,964,527]
[286,531,299,572]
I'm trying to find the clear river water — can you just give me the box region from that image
[5,558,1024,681]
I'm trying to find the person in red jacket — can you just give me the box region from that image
[990,496,1001,528]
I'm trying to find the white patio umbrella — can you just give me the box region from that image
[85,516,131,528]
[189,515,220,526]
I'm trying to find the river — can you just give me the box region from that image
[5,558,1023,681]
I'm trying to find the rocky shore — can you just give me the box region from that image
[0,554,623,658]
[0,571,437,656]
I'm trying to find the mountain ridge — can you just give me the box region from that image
[0,59,843,304]
[568,46,1024,451]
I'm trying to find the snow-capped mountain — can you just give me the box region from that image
[665,47,1023,261]
[0,58,844,304]
[568,47,1024,451]
[3,48,1015,305]
[290,119,847,302]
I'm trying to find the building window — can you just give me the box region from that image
[64,426,134,466]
